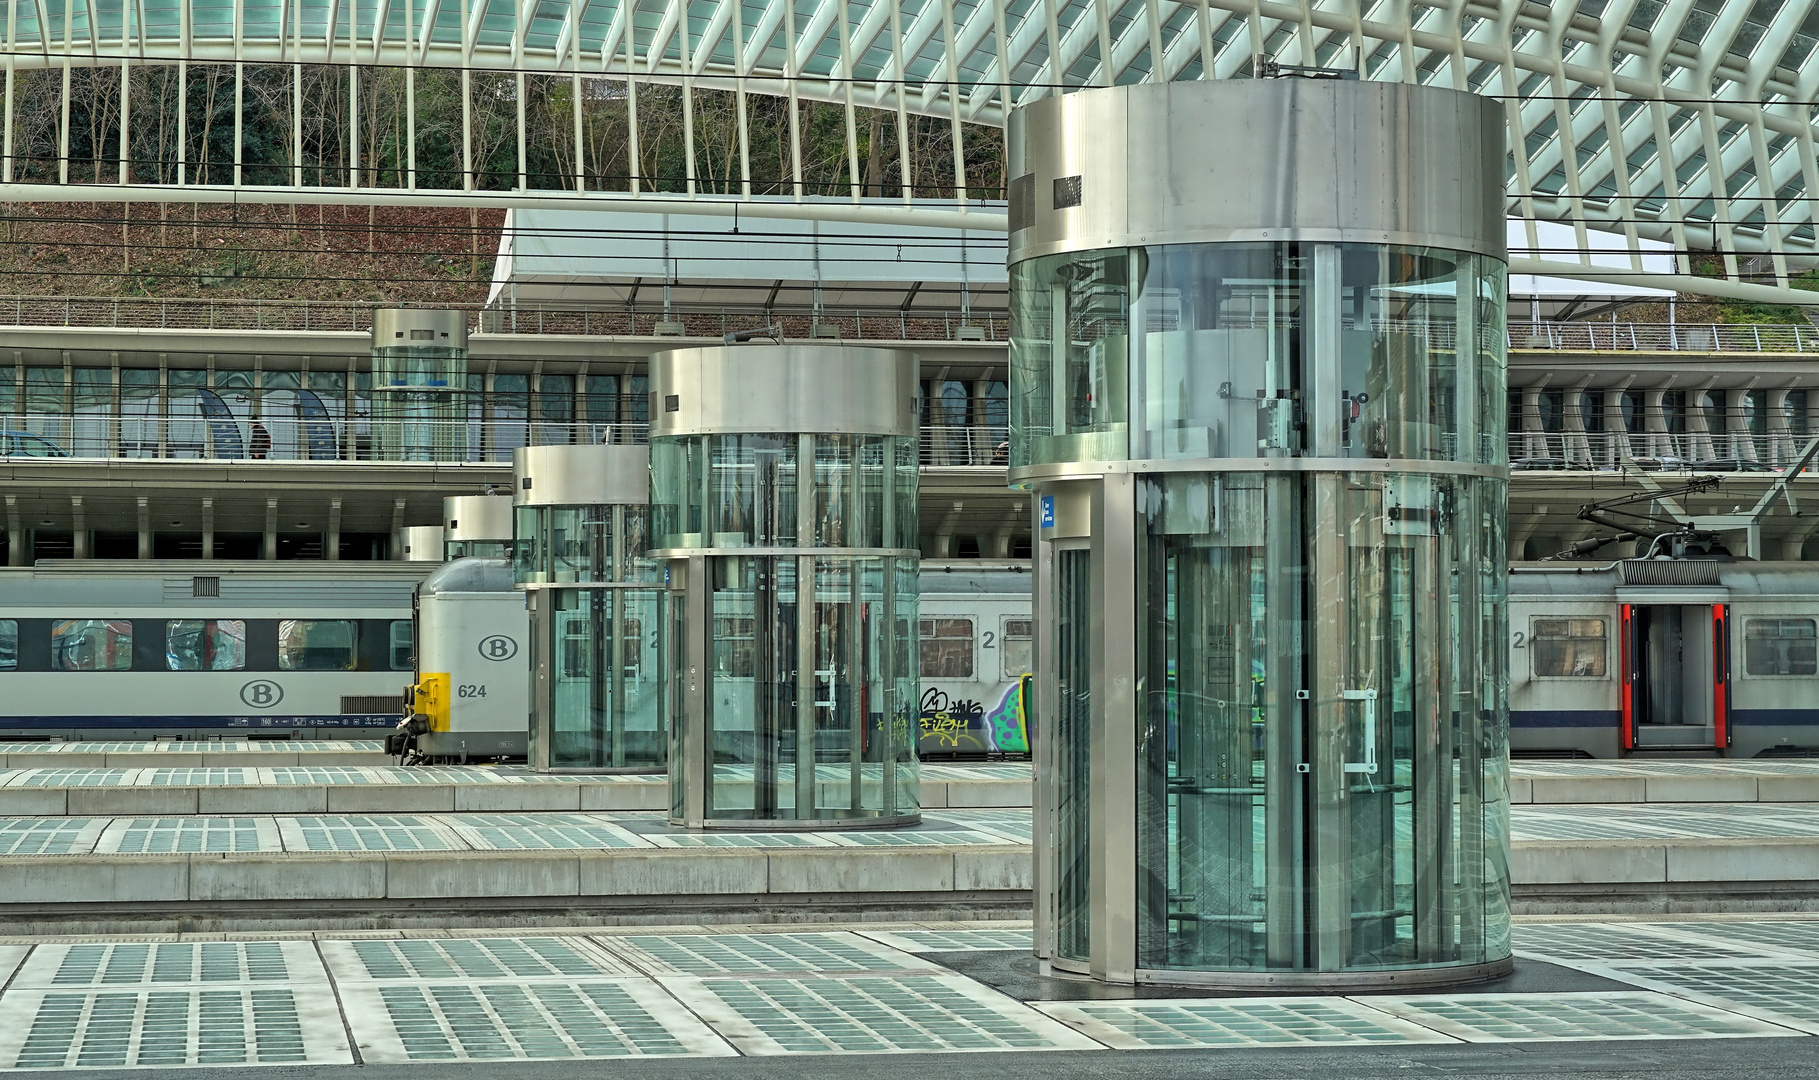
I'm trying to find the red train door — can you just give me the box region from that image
[1619,603,1636,752]
[1713,603,1732,751]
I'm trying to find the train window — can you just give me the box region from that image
[277,619,357,671]
[1746,618,1818,676]
[0,619,13,670]
[165,620,247,670]
[714,616,756,678]
[1002,619,1034,682]
[1530,618,1607,677]
[921,618,974,679]
[51,619,133,671]
[388,621,413,671]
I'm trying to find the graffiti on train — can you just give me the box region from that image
[918,676,1031,756]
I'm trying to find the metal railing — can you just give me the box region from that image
[1509,321,1819,353]
[1509,431,1817,471]
[15,412,1811,473]
[0,414,1012,467]
[0,295,1009,343]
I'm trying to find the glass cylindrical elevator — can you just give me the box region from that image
[371,309,467,462]
[1011,79,1512,987]
[515,444,667,773]
[652,346,921,827]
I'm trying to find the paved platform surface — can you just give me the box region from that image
[12,743,1819,809]
[0,917,1814,1072]
[0,762,1033,815]
[0,803,1813,930]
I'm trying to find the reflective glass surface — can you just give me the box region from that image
[1011,243,1507,468]
[1129,471,1509,973]
[539,587,668,770]
[693,554,917,821]
[651,434,917,551]
[165,619,247,671]
[514,504,653,585]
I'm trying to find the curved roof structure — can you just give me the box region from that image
[2,0,1817,300]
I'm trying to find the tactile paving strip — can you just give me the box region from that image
[1512,922,1766,961]
[1667,921,1819,958]
[858,928,1033,953]
[667,974,1099,1054]
[10,941,319,989]
[1360,991,1800,1042]
[263,767,375,786]
[94,817,282,854]
[643,833,837,848]
[367,767,509,785]
[0,818,108,855]
[1034,998,1455,1050]
[0,988,351,1068]
[275,815,460,851]
[136,769,257,787]
[3,769,138,788]
[337,980,733,1062]
[443,815,646,850]
[321,937,637,981]
[599,932,941,976]
[1579,962,1819,1034]
[823,830,1024,847]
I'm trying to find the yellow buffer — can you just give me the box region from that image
[412,673,451,732]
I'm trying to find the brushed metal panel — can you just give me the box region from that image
[513,444,650,506]
[649,346,919,438]
[1008,80,1506,266]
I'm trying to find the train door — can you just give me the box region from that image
[1620,603,1730,752]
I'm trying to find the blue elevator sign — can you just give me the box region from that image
[1041,495,1056,528]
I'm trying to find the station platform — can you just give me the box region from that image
[0,762,1034,816]
[0,801,1816,932]
[0,916,1813,1072]
[5,749,1819,818]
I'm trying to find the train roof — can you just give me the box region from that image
[1510,559,1819,598]
[419,557,516,596]
[918,560,1032,596]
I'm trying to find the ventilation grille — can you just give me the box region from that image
[192,576,220,597]
[1617,559,1723,586]
[341,695,401,715]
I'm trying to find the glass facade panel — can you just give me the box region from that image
[1011,244,1508,469]
[652,434,916,551]
[53,619,132,670]
[548,588,667,769]
[166,619,247,670]
[1054,547,1092,963]
[514,504,654,585]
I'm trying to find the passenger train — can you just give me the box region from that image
[1510,558,1819,759]
[0,561,427,739]
[0,559,1035,757]
[7,556,1813,760]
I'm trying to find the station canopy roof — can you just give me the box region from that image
[487,201,1009,314]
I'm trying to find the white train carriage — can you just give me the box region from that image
[916,562,1034,758]
[400,558,532,761]
[0,562,429,740]
[1511,559,1819,758]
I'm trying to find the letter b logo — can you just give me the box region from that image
[240,680,283,708]
[478,635,518,661]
